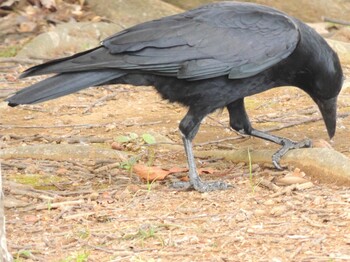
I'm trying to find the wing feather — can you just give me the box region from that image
[22,2,300,81]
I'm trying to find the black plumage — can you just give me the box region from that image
[7,2,343,191]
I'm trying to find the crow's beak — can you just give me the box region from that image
[314,96,338,139]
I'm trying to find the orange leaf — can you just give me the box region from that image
[133,164,170,181]
[179,168,216,181]
[24,215,39,224]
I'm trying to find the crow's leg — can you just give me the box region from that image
[248,129,311,169]
[227,99,312,169]
[172,109,229,192]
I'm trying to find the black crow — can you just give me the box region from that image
[7,2,343,192]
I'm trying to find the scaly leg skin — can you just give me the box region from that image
[172,136,229,192]
[249,129,312,169]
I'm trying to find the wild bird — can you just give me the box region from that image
[7,2,343,192]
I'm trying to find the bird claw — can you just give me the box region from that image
[272,138,312,169]
[171,180,230,192]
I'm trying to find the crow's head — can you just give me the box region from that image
[294,31,343,139]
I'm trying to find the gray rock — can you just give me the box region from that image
[164,0,350,23]
[87,0,182,28]
[17,22,122,59]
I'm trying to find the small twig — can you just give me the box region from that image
[85,243,115,254]
[301,214,326,228]
[0,123,104,129]
[62,211,95,220]
[195,136,247,147]
[258,179,280,192]
[0,57,43,64]
[213,165,239,178]
[0,66,16,71]
[207,115,230,129]
[290,246,303,260]
[323,17,350,26]
[270,182,314,197]
[0,134,110,144]
[7,187,55,201]
[35,199,85,211]
[54,207,71,221]
[15,105,48,112]
[265,112,350,132]
[83,93,119,114]
[1,161,27,170]
[94,163,120,173]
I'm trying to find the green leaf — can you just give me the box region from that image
[129,133,139,140]
[142,133,156,144]
[114,135,131,143]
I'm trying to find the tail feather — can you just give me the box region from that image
[19,47,102,78]
[7,70,124,106]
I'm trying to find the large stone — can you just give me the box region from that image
[163,0,350,23]
[17,22,122,59]
[195,148,350,186]
[87,0,183,28]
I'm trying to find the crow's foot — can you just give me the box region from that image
[171,180,230,192]
[272,138,312,169]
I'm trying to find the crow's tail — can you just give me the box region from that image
[7,70,124,106]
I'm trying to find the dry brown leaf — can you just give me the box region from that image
[275,176,310,186]
[24,215,39,224]
[274,167,310,186]
[270,205,288,216]
[133,164,170,181]
[133,165,216,182]
[286,168,306,177]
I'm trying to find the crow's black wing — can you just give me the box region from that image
[22,2,299,81]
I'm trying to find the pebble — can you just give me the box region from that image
[270,205,288,216]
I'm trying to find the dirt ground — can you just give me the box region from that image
[0,60,349,261]
[1,1,350,260]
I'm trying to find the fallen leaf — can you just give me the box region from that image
[24,215,39,224]
[133,165,217,182]
[133,164,170,181]
[285,168,306,177]
[275,176,309,186]
[274,167,311,186]
[142,133,156,144]
[270,205,288,216]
